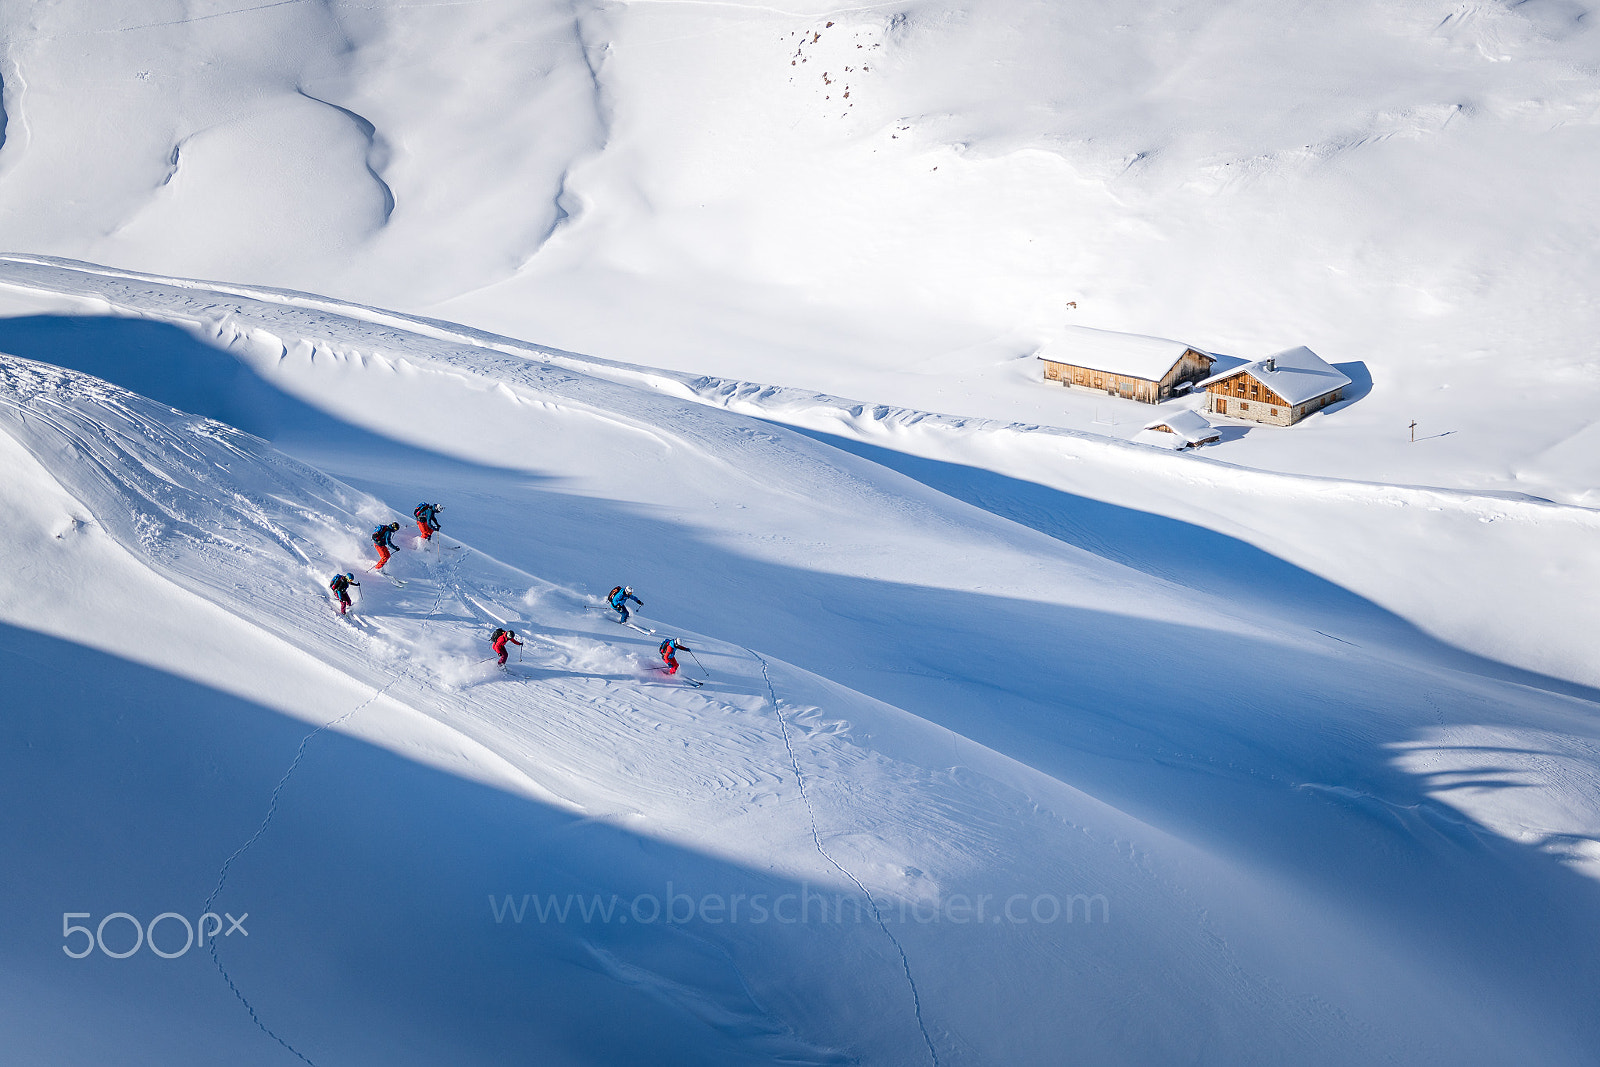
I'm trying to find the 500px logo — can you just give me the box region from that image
[62,911,248,959]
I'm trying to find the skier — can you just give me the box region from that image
[371,521,401,570]
[414,502,442,542]
[659,637,691,675]
[491,626,523,668]
[607,585,643,624]
[329,572,360,615]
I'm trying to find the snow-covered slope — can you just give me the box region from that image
[3,0,1599,1061]
[4,261,1600,1063]
[4,254,1596,689]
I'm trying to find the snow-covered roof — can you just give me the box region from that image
[1132,429,1183,450]
[1199,346,1351,406]
[1036,326,1212,382]
[1141,408,1220,444]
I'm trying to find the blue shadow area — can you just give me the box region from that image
[0,623,862,1066]
[780,421,1599,704]
[0,315,291,439]
[1335,360,1373,405]
[0,313,553,499]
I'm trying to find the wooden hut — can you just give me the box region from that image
[1135,409,1221,450]
[1200,346,1351,427]
[1036,327,1215,405]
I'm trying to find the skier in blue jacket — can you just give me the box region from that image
[329,572,360,615]
[607,585,642,624]
[414,502,442,542]
[659,637,691,675]
[371,522,401,570]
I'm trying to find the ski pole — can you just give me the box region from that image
[688,649,710,678]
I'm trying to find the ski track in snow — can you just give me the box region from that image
[198,506,468,1064]
[0,356,851,1049]
[749,645,939,1066]
[0,360,764,1031]
[0,349,986,1057]
[200,675,403,1067]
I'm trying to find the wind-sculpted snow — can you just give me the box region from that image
[0,358,361,585]
[0,353,763,814]
[295,89,396,224]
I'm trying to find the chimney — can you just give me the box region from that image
[1264,357,1276,372]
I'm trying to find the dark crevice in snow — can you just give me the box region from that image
[515,165,578,271]
[295,87,395,223]
[745,647,941,1067]
[158,139,183,187]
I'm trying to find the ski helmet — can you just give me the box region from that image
[389,522,400,531]
[624,586,633,594]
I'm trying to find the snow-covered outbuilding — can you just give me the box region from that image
[1037,326,1216,405]
[1134,409,1221,450]
[1200,346,1351,427]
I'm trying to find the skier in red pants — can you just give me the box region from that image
[659,637,691,675]
[414,502,442,542]
[371,522,400,570]
[329,572,359,615]
[492,627,523,668]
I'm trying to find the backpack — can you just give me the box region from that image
[414,503,430,520]
[371,525,387,544]
[330,575,345,592]
[491,628,506,643]
[608,586,623,603]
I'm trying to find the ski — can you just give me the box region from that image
[626,622,655,635]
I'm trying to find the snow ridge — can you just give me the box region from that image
[748,647,940,1067]
[294,88,396,224]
